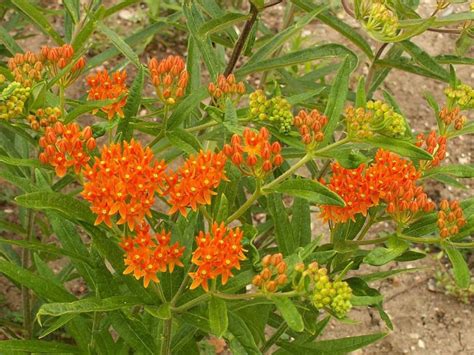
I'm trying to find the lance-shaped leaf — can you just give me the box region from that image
[271,296,304,332]
[0,340,80,353]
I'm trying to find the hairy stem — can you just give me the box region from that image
[365,43,388,93]
[262,153,312,191]
[160,318,172,355]
[225,179,262,224]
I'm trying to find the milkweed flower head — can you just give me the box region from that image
[223,127,283,178]
[120,224,184,288]
[249,90,293,133]
[437,200,466,239]
[148,55,189,105]
[321,149,434,224]
[0,81,31,120]
[294,109,328,147]
[444,83,474,109]
[164,150,227,216]
[252,253,288,293]
[208,74,245,108]
[27,107,61,131]
[82,139,167,230]
[39,122,96,177]
[439,107,467,131]
[86,69,128,120]
[359,0,399,39]
[189,222,246,291]
[41,44,86,86]
[415,130,447,169]
[7,51,43,87]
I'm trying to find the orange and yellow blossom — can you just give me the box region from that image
[189,222,246,292]
[148,55,189,105]
[415,130,447,170]
[86,69,128,119]
[39,122,96,177]
[163,150,227,216]
[120,224,184,288]
[7,51,43,87]
[81,139,167,230]
[41,44,86,86]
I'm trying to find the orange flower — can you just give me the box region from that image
[439,107,467,131]
[189,222,246,291]
[7,51,43,87]
[148,55,189,105]
[437,200,466,239]
[120,224,185,288]
[81,139,167,230]
[223,127,283,178]
[41,44,85,86]
[415,131,447,169]
[164,150,227,216]
[27,107,61,131]
[86,69,128,119]
[208,74,245,106]
[293,109,328,146]
[321,149,433,224]
[38,122,95,177]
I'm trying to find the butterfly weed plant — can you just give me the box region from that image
[0,0,473,353]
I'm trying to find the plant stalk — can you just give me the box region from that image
[160,318,172,355]
[21,208,35,339]
[225,179,262,224]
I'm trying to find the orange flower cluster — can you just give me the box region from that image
[149,55,189,105]
[293,109,328,146]
[7,52,43,87]
[39,122,96,177]
[321,149,434,224]
[189,222,246,291]
[223,127,283,178]
[437,200,466,239]
[86,69,128,120]
[27,107,61,131]
[82,140,167,230]
[208,74,245,105]
[415,131,447,168]
[120,224,184,287]
[439,107,467,131]
[41,45,86,86]
[252,253,288,293]
[164,150,227,216]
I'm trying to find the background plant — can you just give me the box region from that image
[0,0,473,354]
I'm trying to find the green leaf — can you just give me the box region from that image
[267,194,297,256]
[279,332,386,354]
[145,303,171,320]
[11,0,64,45]
[364,238,408,266]
[444,246,470,289]
[269,178,345,206]
[199,13,250,36]
[355,76,366,108]
[435,55,474,66]
[359,267,420,283]
[0,26,23,55]
[0,340,80,353]
[227,312,261,355]
[209,296,228,337]
[37,296,143,320]
[65,98,120,123]
[365,136,433,160]
[400,40,449,81]
[236,44,357,77]
[376,58,448,82]
[0,154,43,168]
[39,314,77,339]
[98,22,141,68]
[0,259,74,302]
[271,296,304,332]
[322,56,356,145]
[117,64,145,140]
[291,197,311,247]
[166,128,202,154]
[423,164,474,179]
[167,89,208,130]
[15,191,95,224]
[71,6,105,51]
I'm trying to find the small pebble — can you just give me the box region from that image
[418,339,426,349]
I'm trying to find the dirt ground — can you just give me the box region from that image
[1,0,473,353]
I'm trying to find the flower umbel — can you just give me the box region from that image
[39,122,96,177]
[41,44,86,86]
[149,55,189,105]
[189,222,246,291]
[82,139,167,230]
[27,107,61,131]
[86,69,128,120]
[249,90,293,133]
[252,253,288,293]
[164,150,227,216]
[120,224,184,288]
[293,109,328,147]
[437,200,466,239]
[7,51,43,87]
[0,82,31,120]
[208,74,245,108]
[415,130,447,169]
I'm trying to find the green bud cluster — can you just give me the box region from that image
[444,84,474,109]
[360,1,399,39]
[249,89,293,133]
[0,81,31,120]
[311,267,352,318]
[345,106,374,139]
[366,100,406,137]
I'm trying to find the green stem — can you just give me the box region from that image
[261,323,288,354]
[21,208,35,339]
[355,214,375,241]
[170,264,196,306]
[185,121,219,133]
[59,85,65,116]
[172,293,210,313]
[312,137,349,157]
[348,236,389,246]
[148,105,169,148]
[225,180,262,224]
[398,234,440,244]
[200,206,213,225]
[262,153,312,192]
[151,282,167,304]
[365,43,388,93]
[160,318,172,355]
[447,241,474,248]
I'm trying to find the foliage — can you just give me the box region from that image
[0,0,473,353]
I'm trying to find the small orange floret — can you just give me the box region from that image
[223,127,283,178]
[86,69,128,120]
[208,73,245,104]
[81,139,167,230]
[189,222,246,291]
[437,199,465,239]
[38,122,95,177]
[41,44,86,86]
[164,150,227,216]
[293,109,328,146]
[120,224,184,288]
[148,55,189,105]
[415,130,447,169]
[7,51,43,87]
